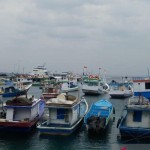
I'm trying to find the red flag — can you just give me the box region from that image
[84,66,87,68]
[120,146,127,150]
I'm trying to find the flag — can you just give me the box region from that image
[120,146,127,150]
[84,66,87,68]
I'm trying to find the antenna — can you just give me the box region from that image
[147,68,150,79]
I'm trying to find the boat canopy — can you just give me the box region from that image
[94,99,112,108]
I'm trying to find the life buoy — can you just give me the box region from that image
[89,75,99,80]
[89,75,93,79]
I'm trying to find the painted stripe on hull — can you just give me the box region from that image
[0,126,35,132]
[61,87,78,92]
[110,94,132,98]
[119,127,150,138]
[134,91,150,100]
[1,91,27,97]
[38,119,83,135]
[82,90,102,95]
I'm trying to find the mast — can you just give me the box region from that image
[147,68,150,79]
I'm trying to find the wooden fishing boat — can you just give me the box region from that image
[109,82,133,98]
[117,96,150,139]
[0,83,32,98]
[133,77,150,100]
[0,95,45,132]
[82,75,109,95]
[61,80,79,92]
[37,93,88,135]
[84,99,114,134]
[42,84,61,100]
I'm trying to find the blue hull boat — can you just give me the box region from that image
[117,96,150,140]
[0,85,31,98]
[84,99,114,134]
[132,78,150,100]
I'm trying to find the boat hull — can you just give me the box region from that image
[110,93,132,98]
[0,90,27,97]
[42,93,59,99]
[0,116,41,132]
[82,89,103,95]
[119,126,150,139]
[38,119,84,135]
[61,87,78,92]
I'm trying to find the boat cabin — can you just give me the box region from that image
[1,97,45,122]
[45,93,80,127]
[123,96,150,128]
[133,78,150,100]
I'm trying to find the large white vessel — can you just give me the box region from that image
[29,65,49,86]
[30,65,49,78]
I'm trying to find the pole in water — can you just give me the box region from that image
[147,68,150,79]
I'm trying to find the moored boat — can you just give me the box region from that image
[82,75,109,95]
[37,93,88,135]
[0,95,45,132]
[0,83,32,98]
[61,80,79,92]
[133,77,150,100]
[84,99,114,134]
[42,84,61,101]
[109,81,133,98]
[117,96,150,140]
[29,65,49,86]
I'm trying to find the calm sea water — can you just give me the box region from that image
[0,81,150,150]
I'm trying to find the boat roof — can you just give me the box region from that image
[132,77,150,83]
[126,96,150,110]
[45,93,79,108]
[4,96,42,108]
[94,99,112,108]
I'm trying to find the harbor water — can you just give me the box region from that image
[0,85,150,150]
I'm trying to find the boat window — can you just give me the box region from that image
[133,111,142,122]
[57,108,65,119]
[88,82,98,86]
[145,82,150,89]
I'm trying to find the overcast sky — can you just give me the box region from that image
[0,0,150,76]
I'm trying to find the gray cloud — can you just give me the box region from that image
[0,0,150,76]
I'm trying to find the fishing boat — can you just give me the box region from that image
[37,93,88,135]
[82,75,109,95]
[29,65,49,86]
[132,77,150,100]
[117,96,150,139]
[13,76,33,87]
[61,80,79,92]
[109,81,133,98]
[0,82,32,98]
[84,99,114,134]
[42,84,61,101]
[0,95,45,132]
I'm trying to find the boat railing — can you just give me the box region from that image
[132,77,146,81]
[88,108,109,118]
[128,96,150,106]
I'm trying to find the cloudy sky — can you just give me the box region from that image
[0,0,150,76]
